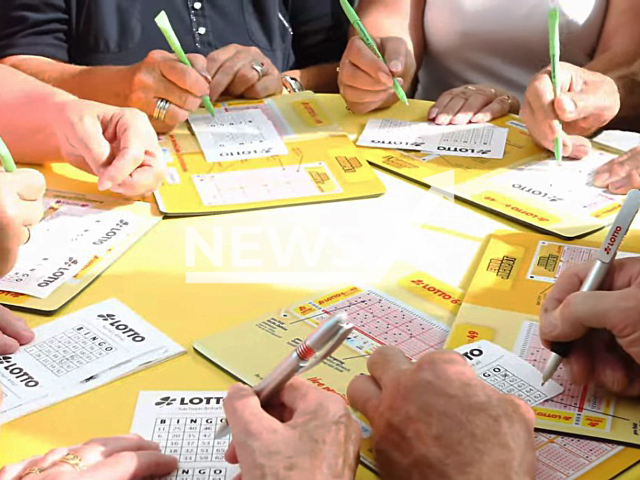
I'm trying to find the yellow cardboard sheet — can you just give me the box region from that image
[155,92,385,216]
[323,95,626,239]
[0,189,161,314]
[193,267,460,470]
[446,232,640,452]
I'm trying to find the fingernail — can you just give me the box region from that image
[561,96,576,115]
[428,108,438,120]
[389,61,402,72]
[435,114,449,125]
[396,77,404,86]
[98,181,112,192]
[470,113,484,123]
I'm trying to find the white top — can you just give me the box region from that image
[415,0,608,101]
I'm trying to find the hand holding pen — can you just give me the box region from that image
[540,190,640,393]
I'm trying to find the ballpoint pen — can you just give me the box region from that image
[548,0,562,163]
[0,135,17,172]
[338,0,409,106]
[541,189,640,385]
[216,312,354,437]
[154,10,217,117]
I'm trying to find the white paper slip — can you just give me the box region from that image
[131,391,240,480]
[0,198,142,299]
[190,109,288,162]
[191,162,342,206]
[0,299,184,424]
[357,119,508,159]
[455,340,563,407]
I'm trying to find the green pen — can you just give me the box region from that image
[0,135,17,173]
[339,0,409,106]
[548,2,562,162]
[154,10,216,117]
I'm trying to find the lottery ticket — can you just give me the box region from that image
[357,118,508,159]
[189,109,288,162]
[192,162,342,207]
[0,299,184,423]
[456,340,563,407]
[526,240,638,283]
[131,391,239,480]
[0,198,143,299]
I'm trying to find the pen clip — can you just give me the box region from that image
[297,323,354,374]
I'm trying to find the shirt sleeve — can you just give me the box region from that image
[288,0,350,69]
[0,0,70,62]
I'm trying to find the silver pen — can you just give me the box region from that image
[216,312,354,437]
[541,189,640,385]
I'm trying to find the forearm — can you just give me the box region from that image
[356,0,426,69]
[609,62,640,127]
[1,55,133,107]
[285,63,339,93]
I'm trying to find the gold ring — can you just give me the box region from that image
[57,453,86,471]
[465,85,478,91]
[20,467,44,478]
[336,66,341,73]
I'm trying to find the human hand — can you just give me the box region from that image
[206,44,281,102]
[0,435,177,480]
[338,36,415,114]
[223,377,361,480]
[0,168,45,276]
[592,147,640,194]
[428,84,519,125]
[540,257,640,395]
[125,50,211,133]
[521,62,620,159]
[0,306,34,354]
[348,347,536,480]
[51,100,165,197]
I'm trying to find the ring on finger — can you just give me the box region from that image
[152,98,171,122]
[250,62,266,81]
[56,453,87,471]
[465,85,478,92]
[19,467,44,479]
[23,225,31,245]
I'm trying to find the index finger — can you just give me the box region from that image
[346,36,390,82]
[366,346,411,388]
[347,374,381,420]
[80,451,177,480]
[101,111,159,188]
[224,383,279,438]
[159,58,209,97]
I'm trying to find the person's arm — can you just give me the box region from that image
[0,65,165,196]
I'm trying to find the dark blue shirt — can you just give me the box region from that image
[0,0,351,71]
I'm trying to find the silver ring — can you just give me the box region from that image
[153,98,171,122]
[250,62,266,81]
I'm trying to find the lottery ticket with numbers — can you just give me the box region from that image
[0,299,184,424]
[456,340,563,407]
[131,391,240,480]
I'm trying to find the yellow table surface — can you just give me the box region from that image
[2,94,639,480]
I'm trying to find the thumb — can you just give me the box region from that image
[563,134,592,159]
[378,36,409,77]
[540,289,640,345]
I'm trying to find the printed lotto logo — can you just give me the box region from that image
[487,256,517,280]
[184,171,457,284]
[0,356,40,387]
[155,396,177,407]
[604,225,623,256]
